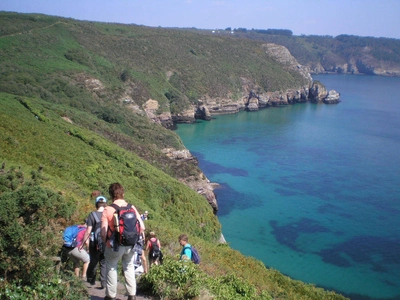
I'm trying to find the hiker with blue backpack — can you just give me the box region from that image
[62,220,90,279]
[82,194,108,289]
[101,183,145,300]
[178,234,200,264]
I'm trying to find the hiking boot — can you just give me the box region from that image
[104,296,116,300]
[127,296,136,300]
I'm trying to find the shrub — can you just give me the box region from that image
[139,257,204,299]
[0,167,75,285]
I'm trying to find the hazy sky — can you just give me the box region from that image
[2,0,400,39]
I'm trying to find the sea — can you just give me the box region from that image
[175,74,400,300]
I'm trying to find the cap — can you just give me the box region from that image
[145,211,148,214]
[96,196,107,203]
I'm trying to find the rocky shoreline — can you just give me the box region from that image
[161,44,341,214]
[75,43,342,215]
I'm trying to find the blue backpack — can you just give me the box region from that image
[63,225,85,248]
[184,245,201,264]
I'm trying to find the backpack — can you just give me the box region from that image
[110,203,140,247]
[91,212,105,253]
[184,245,201,264]
[63,225,86,248]
[150,238,161,258]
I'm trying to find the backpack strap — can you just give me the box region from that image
[92,211,100,224]
[110,203,120,212]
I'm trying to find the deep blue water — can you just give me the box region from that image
[175,74,400,300]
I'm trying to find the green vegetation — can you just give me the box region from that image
[0,93,348,299]
[221,30,400,72]
[0,12,349,299]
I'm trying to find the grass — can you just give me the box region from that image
[0,93,348,299]
[0,12,351,299]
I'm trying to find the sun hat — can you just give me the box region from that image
[96,195,107,203]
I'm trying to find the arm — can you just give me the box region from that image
[132,205,145,232]
[145,240,150,252]
[82,212,94,247]
[83,225,93,247]
[101,208,109,244]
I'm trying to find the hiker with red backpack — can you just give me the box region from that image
[101,183,145,300]
[82,194,108,289]
[145,231,162,268]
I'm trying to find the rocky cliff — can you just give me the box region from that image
[192,43,339,120]
[73,43,340,213]
[306,46,400,77]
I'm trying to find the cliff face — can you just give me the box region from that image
[108,43,339,124]
[146,45,338,211]
[307,46,400,77]
[190,43,339,121]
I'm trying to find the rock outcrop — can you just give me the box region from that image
[324,90,340,104]
[194,103,212,120]
[262,43,313,82]
[307,46,400,77]
[309,81,340,103]
[309,81,328,102]
[162,148,219,213]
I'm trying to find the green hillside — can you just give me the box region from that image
[215,28,400,75]
[0,12,308,119]
[0,12,348,299]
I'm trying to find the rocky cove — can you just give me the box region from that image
[74,43,342,214]
[154,44,341,213]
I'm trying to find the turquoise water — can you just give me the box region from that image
[175,74,400,300]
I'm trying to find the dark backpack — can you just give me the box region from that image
[91,212,105,253]
[110,203,140,247]
[150,239,161,258]
[63,225,85,248]
[184,245,201,264]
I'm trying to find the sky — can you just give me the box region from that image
[1,0,400,39]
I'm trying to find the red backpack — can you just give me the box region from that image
[110,204,140,246]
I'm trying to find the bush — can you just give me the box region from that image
[0,273,88,300]
[139,257,204,299]
[0,167,75,286]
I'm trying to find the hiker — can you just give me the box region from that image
[82,194,107,288]
[146,231,161,267]
[67,221,90,279]
[141,210,149,220]
[178,233,192,262]
[101,183,145,300]
[134,231,148,274]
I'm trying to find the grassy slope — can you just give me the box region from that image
[0,93,348,299]
[0,12,348,299]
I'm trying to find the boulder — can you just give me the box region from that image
[309,81,328,103]
[195,105,211,120]
[324,90,340,104]
[247,97,259,111]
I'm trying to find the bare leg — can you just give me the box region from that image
[141,254,148,273]
[82,261,89,278]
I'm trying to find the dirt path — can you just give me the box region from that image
[85,280,155,300]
